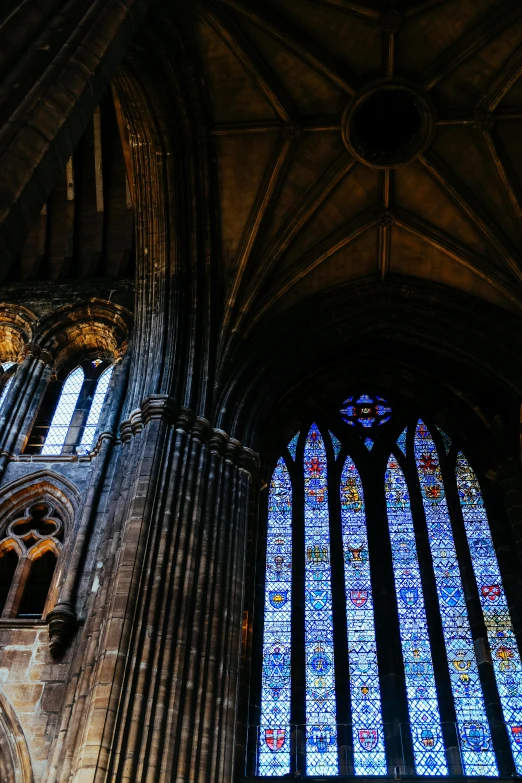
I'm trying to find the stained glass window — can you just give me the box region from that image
[304,424,338,776]
[287,432,299,460]
[329,431,342,459]
[364,438,373,451]
[385,453,448,775]
[397,428,407,455]
[415,422,497,776]
[341,395,392,428]
[76,365,114,455]
[259,457,292,776]
[341,456,386,774]
[456,453,522,773]
[41,367,84,456]
[0,361,15,411]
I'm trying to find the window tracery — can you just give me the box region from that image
[0,502,62,618]
[255,399,522,778]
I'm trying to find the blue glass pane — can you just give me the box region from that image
[397,428,407,455]
[42,367,84,456]
[77,365,114,455]
[287,432,299,460]
[341,456,386,775]
[364,437,373,451]
[259,458,292,776]
[415,422,497,776]
[456,452,522,773]
[385,454,448,775]
[329,431,342,459]
[304,424,338,776]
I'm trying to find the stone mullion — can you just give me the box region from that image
[109,423,181,783]
[186,440,227,781]
[49,437,141,783]
[71,415,171,783]
[2,554,30,618]
[196,453,237,782]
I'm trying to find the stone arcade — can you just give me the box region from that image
[1,1,522,781]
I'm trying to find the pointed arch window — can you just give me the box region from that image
[36,359,113,456]
[254,399,522,778]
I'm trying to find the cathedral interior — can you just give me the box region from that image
[1,0,522,780]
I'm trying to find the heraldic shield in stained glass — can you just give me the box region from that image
[341,456,386,775]
[304,424,339,776]
[456,452,522,774]
[340,394,392,429]
[385,453,448,775]
[259,457,292,776]
[415,423,497,776]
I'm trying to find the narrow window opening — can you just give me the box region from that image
[17,550,56,618]
[0,549,18,615]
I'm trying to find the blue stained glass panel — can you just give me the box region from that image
[415,422,497,776]
[341,456,386,775]
[397,428,407,455]
[385,454,448,775]
[456,452,522,773]
[364,438,373,451]
[288,432,299,460]
[304,424,338,776]
[329,431,342,459]
[259,458,292,776]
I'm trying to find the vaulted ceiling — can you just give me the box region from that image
[185,0,522,364]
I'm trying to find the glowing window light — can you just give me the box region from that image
[341,455,386,775]
[415,422,497,776]
[304,424,338,776]
[456,452,522,774]
[77,365,114,454]
[41,367,84,456]
[0,362,16,411]
[385,453,448,775]
[259,456,292,776]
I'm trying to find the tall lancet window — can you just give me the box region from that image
[341,456,386,775]
[304,424,338,776]
[254,397,522,778]
[415,423,497,776]
[259,457,292,776]
[42,366,85,455]
[385,454,447,775]
[456,453,522,774]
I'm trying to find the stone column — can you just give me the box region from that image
[48,397,257,783]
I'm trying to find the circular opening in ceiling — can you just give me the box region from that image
[342,81,435,168]
[353,90,420,153]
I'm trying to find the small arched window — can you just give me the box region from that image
[33,358,113,456]
[0,361,16,411]
[251,396,522,778]
[0,502,62,619]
